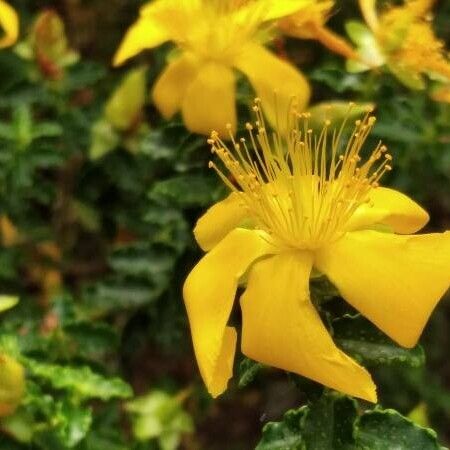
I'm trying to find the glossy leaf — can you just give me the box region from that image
[333,315,425,367]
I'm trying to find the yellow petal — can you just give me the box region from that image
[152,52,200,120]
[358,0,379,32]
[0,0,18,48]
[235,43,310,132]
[315,230,450,348]
[183,228,273,397]
[240,252,377,402]
[261,0,315,21]
[346,187,429,234]
[194,192,249,251]
[113,16,169,66]
[181,62,236,137]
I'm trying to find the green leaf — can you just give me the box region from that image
[83,279,163,315]
[333,315,425,368]
[256,407,307,450]
[63,321,119,359]
[33,401,93,449]
[238,358,263,388]
[126,390,193,449]
[301,393,357,450]
[25,359,133,401]
[108,243,176,280]
[256,395,445,450]
[148,174,225,208]
[354,409,441,450]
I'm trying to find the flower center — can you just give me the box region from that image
[157,0,268,64]
[208,101,393,250]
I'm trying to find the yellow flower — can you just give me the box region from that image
[183,100,450,401]
[0,0,18,48]
[278,0,358,60]
[347,0,450,89]
[113,0,312,136]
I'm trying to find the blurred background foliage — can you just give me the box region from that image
[0,0,448,449]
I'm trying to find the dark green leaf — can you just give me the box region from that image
[238,358,263,388]
[256,407,306,450]
[354,409,441,450]
[148,174,225,208]
[301,392,357,450]
[108,243,176,279]
[333,315,425,367]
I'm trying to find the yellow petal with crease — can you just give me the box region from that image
[194,193,249,251]
[152,52,201,119]
[316,230,450,348]
[113,16,169,66]
[0,0,18,48]
[347,187,429,234]
[235,43,310,132]
[240,252,377,402]
[183,228,273,397]
[181,62,236,137]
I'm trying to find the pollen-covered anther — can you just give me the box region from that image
[209,104,392,250]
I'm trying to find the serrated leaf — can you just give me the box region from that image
[84,279,163,315]
[108,243,176,279]
[33,401,93,449]
[256,407,307,450]
[354,409,441,450]
[333,315,425,368]
[63,321,119,358]
[25,359,133,400]
[238,358,263,388]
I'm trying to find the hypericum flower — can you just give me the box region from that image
[0,0,18,48]
[113,0,312,136]
[183,100,450,401]
[346,0,450,90]
[278,0,358,60]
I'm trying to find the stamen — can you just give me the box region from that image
[208,101,392,250]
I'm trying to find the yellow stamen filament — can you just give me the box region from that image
[208,101,392,250]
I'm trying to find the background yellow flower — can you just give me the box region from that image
[0,0,18,48]
[113,0,312,136]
